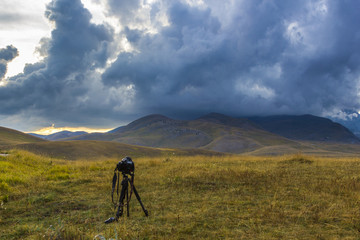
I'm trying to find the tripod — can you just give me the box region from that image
[105,172,148,223]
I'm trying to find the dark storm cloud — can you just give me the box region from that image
[0,45,18,79]
[1,0,360,130]
[102,0,360,118]
[102,1,226,117]
[0,0,113,126]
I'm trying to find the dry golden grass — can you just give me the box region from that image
[1,151,360,239]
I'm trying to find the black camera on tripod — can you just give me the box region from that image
[104,156,148,224]
[116,156,134,174]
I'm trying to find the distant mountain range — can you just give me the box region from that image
[0,126,219,160]
[29,131,87,141]
[2,113,360,158]
[66,113,295,154]
[28,113,360,144]
[60,113,360,154]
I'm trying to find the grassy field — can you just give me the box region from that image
[1,150,360,239]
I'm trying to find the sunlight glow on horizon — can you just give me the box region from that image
[28,124,115,135]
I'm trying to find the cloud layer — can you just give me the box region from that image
[1,0,360,130]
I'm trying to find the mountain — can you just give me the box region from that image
[197,112,259,129]
[67,113,360,154]
[249,114,360,143]
[68,113,298,154]
[0,126,45,146]
[2,112,360,157]
[29,131,88,141]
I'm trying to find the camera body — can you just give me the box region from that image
[116,156,134,174]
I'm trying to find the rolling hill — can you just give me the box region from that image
[11,140,222,160]
[0,126,45,146]
[65,113,360,155]
[68,113,299,154]
[0,124,222,160]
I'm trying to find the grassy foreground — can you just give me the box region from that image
[1,151,360,239]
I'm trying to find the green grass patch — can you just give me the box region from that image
[46,166,71,180]
[0,181,10,192]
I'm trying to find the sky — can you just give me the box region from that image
[1,0,360,133]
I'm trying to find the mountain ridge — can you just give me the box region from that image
[2,113,360,157]
[65,113,360,154]
[249,114,360,144]
[64,113,301,154]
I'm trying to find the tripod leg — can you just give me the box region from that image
[126,184,130,217]
[116,178,128,220]
[132,185,149,216]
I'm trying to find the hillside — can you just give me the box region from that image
[0,124,223,160]
[10,140,223,160]
[3,113,359,157]
[0,126,45,146]
[250,114,360,143]
[69,113,298,154]
[64,113,360,155]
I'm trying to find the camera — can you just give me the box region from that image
[105,156,148,224]
[116,156,134,174]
